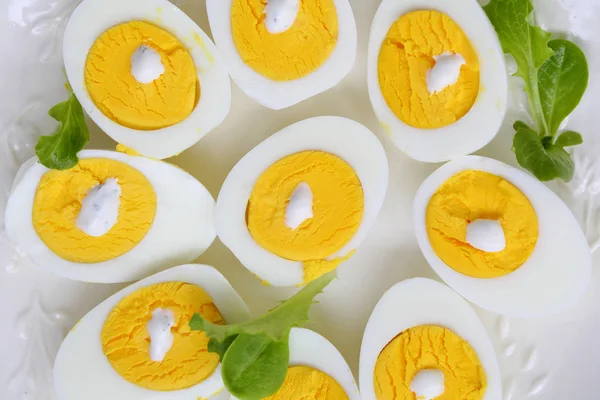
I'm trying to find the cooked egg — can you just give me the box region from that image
[359,278,502,400]
[215,116,388,286]
[414,156,592,317]
[232,328,360,400]
[207,0,357,109]
[63,0,231,159]
[54,264,250,400]
[367,0,508,162]
[5,150,216,283]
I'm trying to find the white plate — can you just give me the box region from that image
[1,0,600,399]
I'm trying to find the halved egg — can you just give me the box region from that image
[207,0,357,109]
[215,116,388,286]
[54,264,250,400]
[414,156,592,317]
[63,0,231,159]
[367,0,507,162]
[232,328,360,400]
[5,150,216,283]
[359,278,502,400]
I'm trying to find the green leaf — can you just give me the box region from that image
[189,271,335,399]
[190,271,335,342]
[35,93,90,170]
[555,131,583,148]
[484,0,553,133]
[222,333,289,400]
[208,334,238,360]
[538,39,589,136]
[513,121,574,182]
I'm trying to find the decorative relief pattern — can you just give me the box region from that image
[495,316,549,400]
[7,293,71,400]
[15,0,80,64]
[0,100,45,276]
[558,149,600,254]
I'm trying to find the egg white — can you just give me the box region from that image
[5,150,216,283]
[206,0,357,109]
[231,328,360,400]
[53,264,250,400]
[367,0,508,162]
[359,278,502,400]
[63,0,231,159]
[414,156,592,317]
[215,116,388,287]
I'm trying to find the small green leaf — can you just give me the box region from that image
[208,334,238,360]
[222,333,289,400]
[190,271,335,342]
[555,131,583,147]
[189,271,335,399]
[483,0,553,132]
[513,121,574,182]
[35,93,90,170]
[538,40,589,136]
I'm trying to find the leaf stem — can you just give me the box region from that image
[526,10,549,137]
[528,70,548,137]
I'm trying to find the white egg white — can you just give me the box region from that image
[63,0,231,159]
[5,150,216,283]
[231,328,360,400]
[54,264,251,400]
[367,0,508,162]
[206,0,357,109]
[215,116,389,287]
[359,278,502,400]
[414,156,592,317]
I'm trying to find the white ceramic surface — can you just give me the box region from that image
[1,0,599,399]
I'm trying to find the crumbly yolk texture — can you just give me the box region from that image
[265,366,349,400]
[231,0,338,81]
[374,325,487,400]
[101,282,225,391]
[32,158,156,263]
[246,151,364,283]
[85,21,199,130]
[378,10,480,129]
[426,170,538,278]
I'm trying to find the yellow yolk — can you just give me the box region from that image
[231,0,338,81]
[378,10,479,129]
[101,282,225,391]
[85,21,199,130]
[265,366,348,399]
[32,158,156,263]
[374,325,487,400]
[426,170,538,278]
[246,151,364,283]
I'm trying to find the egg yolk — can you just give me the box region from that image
[101,282,224,391]
[374,325,486,400]
[85,21,199,130]
[265,366,348,399]
[426,170,538,278]
[246,151,364,283]
[231,0,338,81]
[32,158,156,263]
[378,10,480,129]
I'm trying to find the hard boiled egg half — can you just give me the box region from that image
[216,116,388,287]
[367,0,508,162]
[414,156,592,317]
[5,150,216,283]
[63,0,231,159]
[207,0,357,109]
[232,328,360,400]
[54,264,250,400]
[359,278,502,400]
